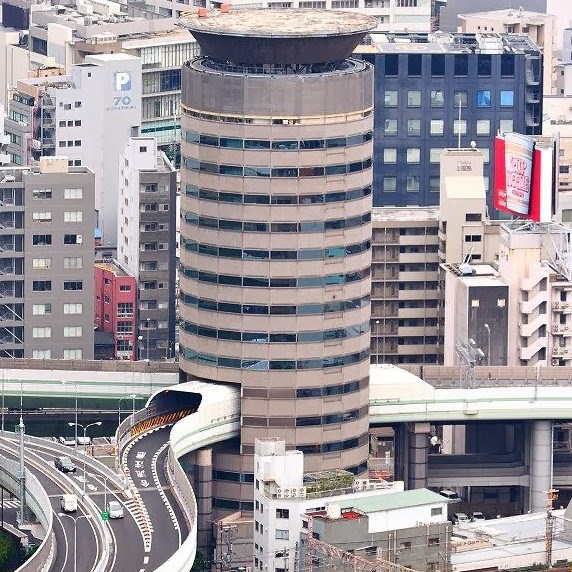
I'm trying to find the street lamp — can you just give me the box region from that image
[68,421,102,495]
[145,317,150,360]
[61,380,78,451]
[375,319,380,366]
[137,335,143,361]
[90,473,110,509]
[58,513,92,572]
[118,394,138,427]
[484,323,491,367]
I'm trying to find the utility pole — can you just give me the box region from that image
[546,488,558,569]
[16,416,26,526]
[219,525,236,572]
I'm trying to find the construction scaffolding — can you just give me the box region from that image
[302,516,421,572]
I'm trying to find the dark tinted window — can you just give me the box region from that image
[477,55,492,77]
[501,54,515,77]
[384,54,399,76]
[408,54,422,76]
[431,55,445,76]
[454,54,468,76]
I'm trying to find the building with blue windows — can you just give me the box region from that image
[356,33,543,210]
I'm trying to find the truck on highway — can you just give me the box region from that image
[60,494,78,512]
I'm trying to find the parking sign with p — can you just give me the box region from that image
[114,71,131,92]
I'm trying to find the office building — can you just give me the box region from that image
[439,0,572,49]
[117,137,177,361]
[5,53,142,244]
[153,0,434,32]
[0,157,95,359]
[178,8,376,530]
[2,0,199,157]
[542,97,572,204]
[370,149,495,366]
[355,32,542,209]
[458,8,557,95]
[94,260,138,360]
[371,207,440,365]
[254,439,450,572]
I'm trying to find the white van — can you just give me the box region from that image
[438,489,461,502]
[60,494,78,512]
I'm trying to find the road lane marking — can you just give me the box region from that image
[143,556,149,564]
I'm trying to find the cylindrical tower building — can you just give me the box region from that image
[178,8,375,475]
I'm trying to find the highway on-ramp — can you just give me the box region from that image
[123,425,189,572]
[0,441,97,572]
[17,440,147,572]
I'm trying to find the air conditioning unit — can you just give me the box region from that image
[283,488,292,498]
[276,488,284,499]
[299,487,307,498]
[552,359,560,366]
[553,347,560,354]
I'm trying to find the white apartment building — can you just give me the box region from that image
[5,53,142,244]
[253,439,448,572]
[458,8,557,95]
[117,136,177,360]
[0,0,198,150]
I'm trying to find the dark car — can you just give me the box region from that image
[54,456,77,473]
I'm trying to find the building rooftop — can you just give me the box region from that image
[458,8,555,26]
[372,206,439,223]
[178,8,375,38]
[178,8,376,65]
[337,489,446,514]
[95,260,133,277]
[355,32,539,55]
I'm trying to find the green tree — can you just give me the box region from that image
[190,550,209,572]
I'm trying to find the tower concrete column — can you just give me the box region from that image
[408,422,430,490]
[196,447,213,554]
[529,420,553,513]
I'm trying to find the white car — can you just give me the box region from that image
[106,501,124,519]
[58,436,76,446]
[76,436,91,446]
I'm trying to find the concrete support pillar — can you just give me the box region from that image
[408,422,430,490]
[196,447,213,555]
[529,420,553,514]
[393,423,408,484]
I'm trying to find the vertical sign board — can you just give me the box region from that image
[493,133,557,223]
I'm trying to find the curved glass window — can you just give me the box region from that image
[179,291,370,316]
[180,319,369,343]
[180,238,370,261]
[297,433,368,455]
[179,344,370,370]
[179,263,370,288]
[185,184,371,205]
[296,407,365,427]
[182,157,372,177]
[184,130,373,150]
[181,211,371,233]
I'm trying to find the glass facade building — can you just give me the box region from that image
[357,33,543,212]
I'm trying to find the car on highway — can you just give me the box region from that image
[471,511,486,522]
[106,501,124,519]
[438,489,461,502]
[76,436,91,446]
[451,512,470,525]
[58,436,76,446]
[54,456,77,473]
[60,494,77,512]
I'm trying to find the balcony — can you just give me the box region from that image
[553,301,572,313]
[520,313,548,338]
[526,90,540,104]
[519,335,548,361]
[520,290,548,314]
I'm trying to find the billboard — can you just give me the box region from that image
[493,133,558,223]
